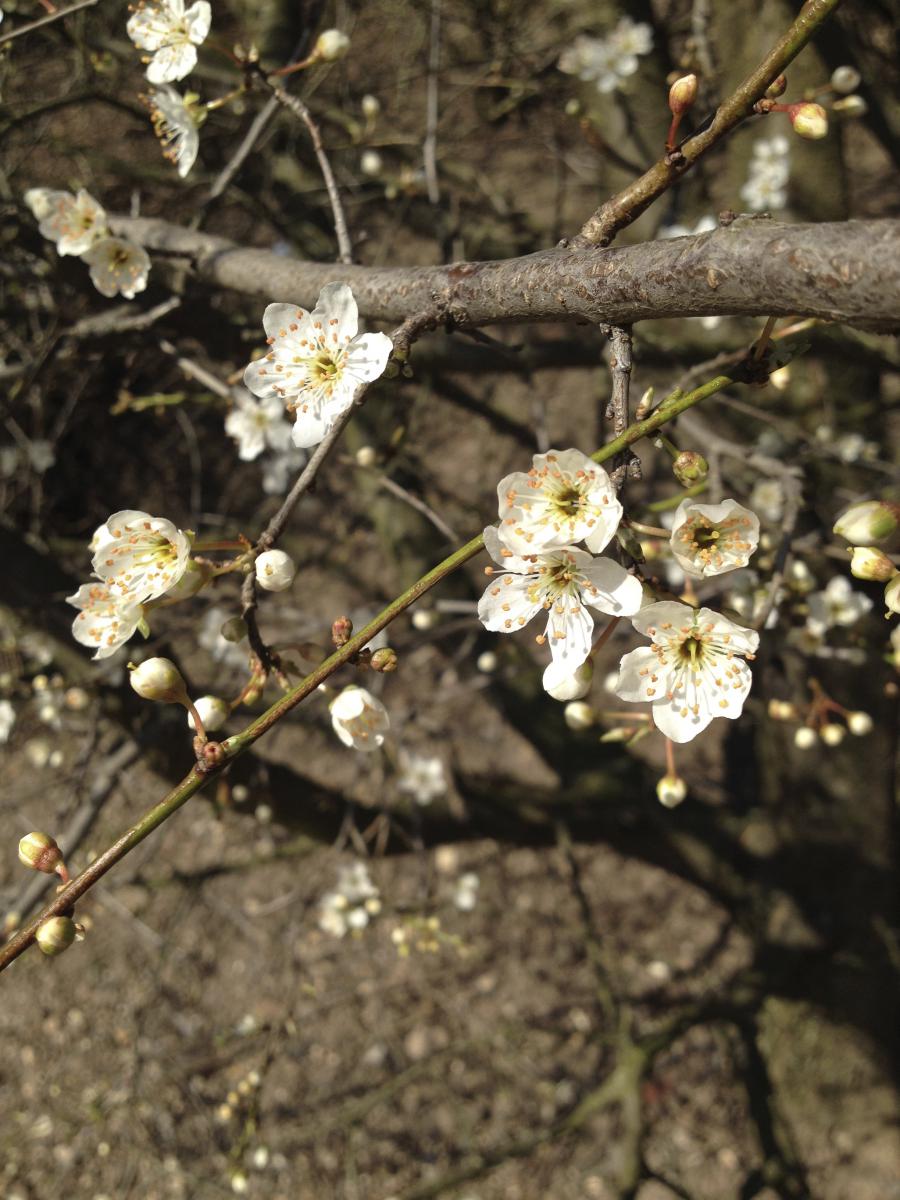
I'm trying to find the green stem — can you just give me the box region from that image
[0,368,739,975]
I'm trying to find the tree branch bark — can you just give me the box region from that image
[109,215,900,333]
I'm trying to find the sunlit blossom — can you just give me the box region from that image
[142,84,202,177]
[67,582,145,659]
[330,685,390,752]
[478,525,642,691]
[614,601,759,743]
[244,283,393,450]
[495,448,623,557]
[127,0,212,84]
[669,498,760,578]
[91,509,193,604]
[28,188,108,256]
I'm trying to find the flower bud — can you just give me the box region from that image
[220,616,247,643]
[833,501,900,545]
[849,546,896,583]
[830,65,861,94]
[635,386,655,420]
[846,711,873,736]
[187,695,230,732]
[545,660,593,702]
[129,657,189,705]
[255,549,296,592]
[765,73,787,98]
[656,774,687,808]
[360,152,383,178]
[18,832,64,876]
[370,647,398,673]
[35,915,77,956]
[820,722,845,746]
[332,615,353,646]
[563,701,595,731]
[767,699,796,721]
[361,93,380,119]
[164,558,212,601]
[787,102,828,140]
[832,95,867,118]
[476,650,497,673]
[313,28,350,62]
[355,444,377,466]
[668,74,698,116]
[885,574,900,615]
[672,450,709,487]
[793,726,818,749]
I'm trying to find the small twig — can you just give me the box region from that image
[423,0,442,206]
[370,470,459,543]
[260,75,353,264]
[158,338,243,401]
[604,325,636,489]
[66,297,181,339]
[0,0,97,45]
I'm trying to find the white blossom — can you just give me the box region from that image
[0,699,15,744]
[91,509,193,604]
[396,751,446,806]
[495,448,623,557]
[225,391,293,461]
[669,498,760,578]
[607,15,653,58]
[740,137,790,212]
[244,283,393,449]
[186,695,230,731]
[740,171,787,212]
[330,686,390,752]
[750,479,786,523]
[314,28,350,61]
[143,84,202,177]
[127,0,212,84]
[28,188,108,256]
[81,237,151,299]
[67,582,145,659]
[806,576,873,635]
[319,861,380,936]
[558,17,652,93]
[255,549,296,592]
[615,601,759,743]
[478,525,642,692]
[452,872,480,911]
[261,446,308,495]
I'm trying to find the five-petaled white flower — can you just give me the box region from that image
[614,601,759,743]
[478,525,642,691]
[330,685,390,752]
[81,237,151,299]
[67,582,145,660]
[127,0,212,84]
[558,17,652,93]
[143,84,202,177]
[496,448,623,557]
[243,282,393,449]
[91,509,193,604]
[805,575,873,636]
[27,188,108,256]
[225,390,293,461]
[396,751,447,806]
[669,498,760,578]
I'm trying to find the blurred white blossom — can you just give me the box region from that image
[82,237,151,300]
[396,751,446,806]
[225,391,293,461]
[806,576,872,635]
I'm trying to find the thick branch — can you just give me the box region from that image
[109,215,900,333]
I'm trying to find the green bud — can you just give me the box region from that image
[672,450,709,487]
[35,916,77,957]
[370,647,399,673]
[18,832,63,876]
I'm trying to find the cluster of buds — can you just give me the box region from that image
[833,500,900,615]
[17,834,84,957]
[768,691,874,749]
[129,657,231,763]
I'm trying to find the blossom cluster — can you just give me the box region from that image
[319,861,381,937]
[25,188,150,300]
[740,135,790,212]
[558,17,654,94]
[477,449,764,745]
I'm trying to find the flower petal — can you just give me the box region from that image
[579,557,643,616]
[477,573,541,633]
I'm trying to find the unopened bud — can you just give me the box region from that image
[820,722,845,746]
[360,151,383,177]
[834,500,900,545]
[635,386,655,420]
[370,647,398,673]
[255,549,296,592]
[793,726,818,749]
[668,74,698,116]
[656,774,687,808]
[545,660,593,702]
[563,701,595,731]
[672,450,709,487]
[787,102,828,140]
[846,710,873,736]
[313,28,350,62]
[35,915,77,956]
[849,546,896,583]
[129,657,189,705]
[199,740,227,769]
[885,574,900,615]
[832,94,867,118]
[355,445,377,466]
[765,73,787,98]
[220,616,247,643]
[164,558,212,601]
[767,699,796,721]
[830,65,861,94]
[476,650,497,672]
[187,695,230,732]
[18,832,64,876]
[361,93,380,119]
[332,616,353,646]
